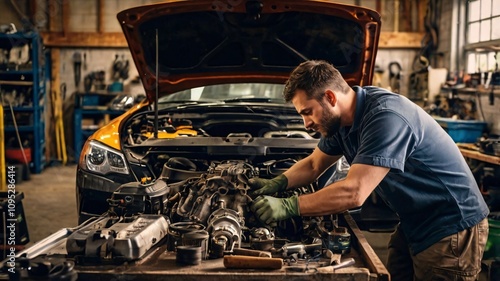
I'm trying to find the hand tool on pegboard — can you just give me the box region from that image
[389,61,402,94]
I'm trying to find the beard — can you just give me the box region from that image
[319,103,341,138]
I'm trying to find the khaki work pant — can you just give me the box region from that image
[387,218,489,281]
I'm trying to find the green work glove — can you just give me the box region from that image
[250,195,300,226]
[249,174,288,197]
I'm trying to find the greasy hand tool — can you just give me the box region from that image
[274,242,322,258]
[223,255,282,270]
[316,258,356,273]
[73,52,82,87]
[389,61,402,94]
[232,248,272,258]
[325,249,341,265]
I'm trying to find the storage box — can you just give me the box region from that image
[434,117,487,143]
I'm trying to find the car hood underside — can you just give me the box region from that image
[117,0,381,101]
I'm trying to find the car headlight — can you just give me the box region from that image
[81,141,129,175]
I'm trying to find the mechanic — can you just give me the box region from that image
[250,60,489,280]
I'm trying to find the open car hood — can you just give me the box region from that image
[117,0,381,102]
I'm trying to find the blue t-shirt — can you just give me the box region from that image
[318,86,489,255]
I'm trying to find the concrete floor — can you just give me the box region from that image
[11,164,491,280]
[16,164,78,245]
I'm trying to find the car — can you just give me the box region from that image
[76,0,398,232]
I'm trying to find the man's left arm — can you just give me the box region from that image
[298,163,389,216]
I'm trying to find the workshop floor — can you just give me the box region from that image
[12,164,490,280]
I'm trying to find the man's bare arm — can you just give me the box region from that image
[283,147,340,189]
[298,163,390,216]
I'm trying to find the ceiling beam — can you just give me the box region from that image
[41,32,127,47]
[41,31,424,49]
[379,32,424,49]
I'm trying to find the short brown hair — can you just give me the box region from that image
[283,60,350,102]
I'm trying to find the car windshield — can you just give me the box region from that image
[158,83,286,104]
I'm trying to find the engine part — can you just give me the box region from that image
[167,221,205,251]
[66,215,169,261]
[275,242,322,259]
[176,246,202,265]
[66,217,118,257]
[109,215,169,259]
[4,257,77,281]
[249,227,275,251]
[317,221,351,254]
[182,230,209,259]
[174,160,254,226]
[108,179,170,217]
[160,157,203,182]
[207,207,243,258]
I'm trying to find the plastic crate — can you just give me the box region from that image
[434,117,487,143]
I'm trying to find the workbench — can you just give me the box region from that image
[458,143,500,166]
[2,213,390,281]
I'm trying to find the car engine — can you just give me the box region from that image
[63,157,353,266]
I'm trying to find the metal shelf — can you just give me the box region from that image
[73,92,124,161]
[0,80,33,86]
[0,70,34,75]
[1,32,46,173]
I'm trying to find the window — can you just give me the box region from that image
[465,0,500,73]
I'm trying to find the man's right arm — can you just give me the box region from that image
[283,147,341,189]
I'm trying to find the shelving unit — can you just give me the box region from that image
[73,92,124,161]
[0,31,47,174]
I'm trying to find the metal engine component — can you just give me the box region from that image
[108,180,170,217]
[317,220,351,254]
[167,221,205,251]
[249,227,275,251]
[66,215,169,261]
[206,207,243,258]
[173,160,255,227]
[110,215,169,259]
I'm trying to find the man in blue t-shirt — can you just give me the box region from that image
[250,60,489,280]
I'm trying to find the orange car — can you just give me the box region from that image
[76,0,397,231]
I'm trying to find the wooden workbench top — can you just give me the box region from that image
[458,143,500,165]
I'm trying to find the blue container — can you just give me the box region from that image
[434,117,487,143]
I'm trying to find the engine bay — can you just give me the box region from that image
[117,105,320,183]
[99,158,336,262]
